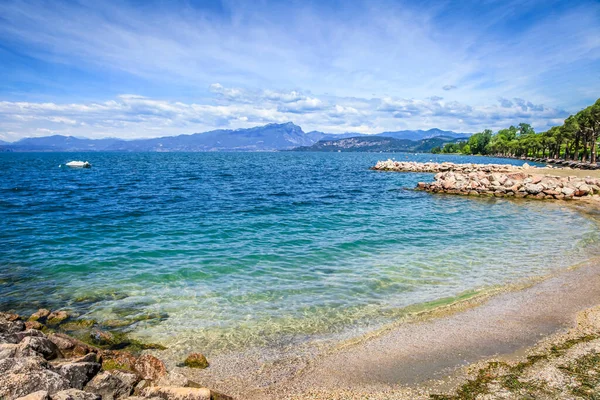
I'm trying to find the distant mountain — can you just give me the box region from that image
[3,123,470,152]
[376,128,468,141]
[290,135,466,153]
[8,136,124,152]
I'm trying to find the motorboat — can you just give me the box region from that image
[65,161,91,168]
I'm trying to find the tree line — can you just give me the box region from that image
[432,98,600,163]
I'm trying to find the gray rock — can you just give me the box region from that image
[15,329,47,342]
[1,333,19,344]
[525,183,543,194]
[18,336,63,360]
[0,356,70,399]
[156,370,189,387]
[0,313,25,335]
[562,187,575,196]
[51,389,101,400]
[84,370,139,400]
[0,343,18,359]
[55,362,101,390]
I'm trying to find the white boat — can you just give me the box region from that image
[65,161,91,168]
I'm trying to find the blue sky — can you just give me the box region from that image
[0,0,599,140]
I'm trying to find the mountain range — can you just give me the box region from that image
[0,123,469,152]
[291,135,465,153]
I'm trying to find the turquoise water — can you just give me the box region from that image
[0,152,597,352]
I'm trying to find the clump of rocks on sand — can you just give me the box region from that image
[371,160,536,173]
[0,310,231,400]
[373,160,600,200]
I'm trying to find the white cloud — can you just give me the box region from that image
[0,87,571,141]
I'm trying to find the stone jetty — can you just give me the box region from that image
[372,160,600,200]
[371,160,536,173]
[0,311,232,400]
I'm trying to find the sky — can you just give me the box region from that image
[0,0,599,141]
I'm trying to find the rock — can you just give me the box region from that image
[156,370,190,387]
[51,389,101,400]
[25,321,45,331]
[55,362,101,390]
[184,353,209,370]
[18,336,63,360]
[0,356,70,399]
[0,333,19,344]
[132,380,151,395]
[0,312,26,334]
[84,370,139,400]
[29,309,51,323]
[15,329,47,342]
[0,343,18,359]
[577,184,591,195]
[100,350,138,371]
[71,353,101,364]
[48,334,95,357]
[562,187,575,196]
[141,387,233,400]
[525,183,543,194]
[89,330,114,346]
[16,390,50,400]
[47,311,69,326]
[531,175,543,184]
[133,354,167,381]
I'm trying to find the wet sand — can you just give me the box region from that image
[244,256,600,399]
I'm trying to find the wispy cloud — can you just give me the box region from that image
[0,87,569,141]
[0,0,598,140]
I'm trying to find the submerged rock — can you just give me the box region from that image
[184,353,209,369]
[29,309,51,324]
[46,311,70,326]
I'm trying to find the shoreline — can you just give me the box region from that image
[242,254,600,399]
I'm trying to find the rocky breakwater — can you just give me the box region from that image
[0,311,233,400]
[371,159,536,173]
[417,170,600,200]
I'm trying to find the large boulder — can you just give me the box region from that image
[18,336,63,360]
[132,354,167,382]
[84,370,139,400]
[48,334,95,358]
[0,312,25,334]
[0,356,70,399]
[0,343,18,359]
[55,362,101,390]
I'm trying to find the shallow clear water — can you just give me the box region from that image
[0,152,596,353]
